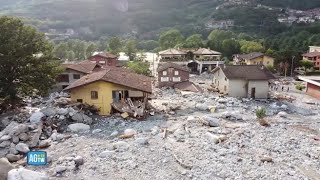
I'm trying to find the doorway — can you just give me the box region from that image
[251,88,256,99]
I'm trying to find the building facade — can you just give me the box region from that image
[298,76,320,99]
[157,62,190,88]
[89,52,118,67]
[212,65,275,99]
[233,52,275,67]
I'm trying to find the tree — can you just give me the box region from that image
[207,30,234,52]
[53,43,68,60]
[159,29,184,50]
[66,51,75,61]
[221,39,241,59]
[300,59,314,71]
[86,43,98,58]
[239,40,264,54]
[0,16,61,103]
[183,34,203,48]
[72,40,87,60]
[108,37,122,55]
[125,61,150,76]
[138,40,159,51]
[124,39,138,61]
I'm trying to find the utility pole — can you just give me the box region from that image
[291,56,295,77]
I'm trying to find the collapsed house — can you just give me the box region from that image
[212,65,275,99]
[64,67,152,117]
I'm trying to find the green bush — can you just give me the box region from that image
[256,108,266,119]
[295,84,306,91]
[125,61,151,76]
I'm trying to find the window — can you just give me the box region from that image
[162,71,167,76]
[224,86,227,91]
[77,99,83,103]
[161,77,169,82]
[91,91,98,99]
[73,74,80,79]
[225,77,227,81]
[57,74,69,83]
[174,71,179,75]
[173,77,181,82]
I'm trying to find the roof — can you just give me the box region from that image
[174,81,203,93]
[65,67,152,93]
[193,48,222,55]
[93,52,117,59]
[303,52,320,57]
[157,62,190,72]
[235,52,265,60]
[159,48,187,55]
[298,76,320,87]
[213,65,276,80]
[63,60,101,74]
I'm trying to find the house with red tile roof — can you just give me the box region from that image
[88,52,118,67]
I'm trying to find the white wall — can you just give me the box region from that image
[248,80,269,99]
[228,79,247,97]
[212,69,229,94]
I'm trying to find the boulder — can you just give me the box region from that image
[0,148,9,158]
[195,103,208,111]
[217,98,227,104]
[41,107,56,117]
[278,111,287,118]
[113,141,130,152]
[15,143,30,154]
[92,129,102,134]
[110,131,119,137]
[56,134,64,142]
[12,136,19,144]
[68,123,90,132]
[99,150,115,158]
[0,141,11,148]
[57,108,68,115]
[135,138,149,146]
[29,112,45,124]
[6,154,20,162]
[74,156,84,166]
[18,133,29,142]
[203,116,220,127]
[123,129,137,136]
[0,158,14,180]
[71,113,93,124]
[12,124,29,136]
[0,135,11,142]
[8,168,48,180]
[168,111,176,115]
[55,166,67,174]
[2,122,19,135]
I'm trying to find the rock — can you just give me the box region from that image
[110,131,119,137]
[2,122,19,135]
[50,133,57,141]
[99,150,115,158]
[123,129,137,136]
[57,108,68,115]
[28,125,42,148]
[206,132,225,144]
[113,141,130,152]
[74,156,84,166]
[280,104,288,109]
[217,98,227,104]
[168,111,176,115]
[187,116,195,121]
[92,129,102,134]
[18,133,29,141]
[55,166,67,174]
[0,141,11,148]
[195,103,208,111]
[15,143,30,153]
[41,107,56,117]
[56,134,64,142]
[38,140,51,149]
[7,168,48,180]
[9,148,18,155]
[68,107,76,117]
[278,111,287,118]
[6,154,20,162]
[29,112,45,124]
[71,113,93,124]
[0,158,14,180]
[68,123,90,132]
[261,156,273,163]
[0,148,9,158]
[135,138,149,145]
[12,124,29,136]
[59,115,65,120]
[0,135,11,141]
[151,126,160,135]
[149,111,155,116]
[203,116,220,127]
[12,136,19,144]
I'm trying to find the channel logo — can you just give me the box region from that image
[27,151,47,166]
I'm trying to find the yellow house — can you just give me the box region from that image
[65,68,152,116]
[233,52,274,67]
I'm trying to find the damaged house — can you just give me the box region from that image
[89,52,118,67]
[212,65,275,99]
[64,67,152,117]
[54,60,102,91]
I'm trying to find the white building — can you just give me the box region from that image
[212,65,275,99]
